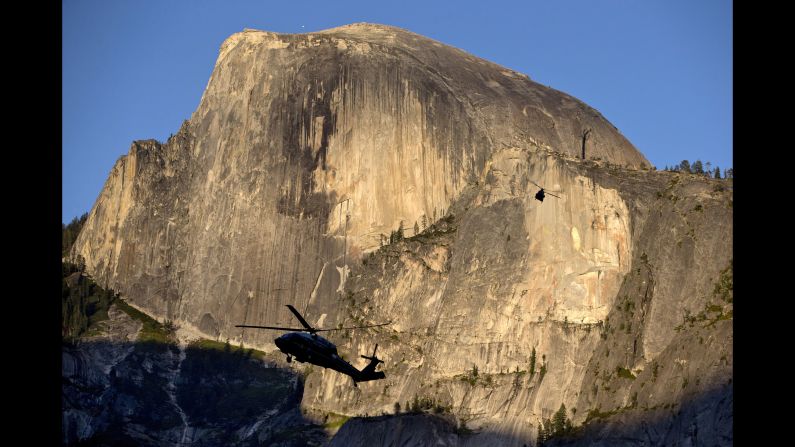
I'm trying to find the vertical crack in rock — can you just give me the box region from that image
[167,342,191,446]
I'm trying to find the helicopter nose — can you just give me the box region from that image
[274,335,287,351]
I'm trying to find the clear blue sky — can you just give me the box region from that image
[63,0,732,223]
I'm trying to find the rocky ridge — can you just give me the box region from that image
[70,24,732,446]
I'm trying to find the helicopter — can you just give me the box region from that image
[236,305,390,386]
[530,180,562,202]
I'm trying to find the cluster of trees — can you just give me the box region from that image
[396,395,451,414]
[662,160,733,179]
[382,218,422,246]
[380,208,450,246]
[62,261,118,340]
[62,212,89,257]
[537,403,573,444]
[387,221,405,244]
[529,348,548,382]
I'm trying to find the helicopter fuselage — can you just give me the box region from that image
[274,332,382,382]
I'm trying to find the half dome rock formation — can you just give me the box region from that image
[71,23,731,446]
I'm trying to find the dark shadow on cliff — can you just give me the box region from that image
[326,382,732,447]
[62,339,327,447]
[547,382,732,446]
[327,412,525,447]
[63,340,732,447]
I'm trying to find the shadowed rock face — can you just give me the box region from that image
[62,305,327,446]
[328,414,462,447]
[71,23,731,446]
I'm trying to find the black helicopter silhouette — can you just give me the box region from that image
[530,180,562,202]
[236,305,390,386]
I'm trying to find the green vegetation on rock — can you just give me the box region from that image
[538,403,574,445]
[62,212,88,257]
[407,395,452,414]
[114,299,176,344]
[584,406,625,424]
[323,412,351,431]
[62,261,118,340]
[616,366,636,380]
[713,260,733,303]
[191,338,267,361]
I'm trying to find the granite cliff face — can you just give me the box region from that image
[71,23,731,445]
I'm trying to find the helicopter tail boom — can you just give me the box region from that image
[355,369,386,382]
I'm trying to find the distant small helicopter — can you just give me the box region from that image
[530,180,562,202]
[236,305,390,386]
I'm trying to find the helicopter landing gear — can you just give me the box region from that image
[286,355,292,363]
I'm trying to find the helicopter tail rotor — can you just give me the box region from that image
[357,343,386,382]
[361,343,384,365]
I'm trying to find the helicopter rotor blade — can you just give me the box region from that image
[234,325,310,331]
[286,304,315,331]
[545,191,561,198]
[314,322,392,332]
[529,179,564,195]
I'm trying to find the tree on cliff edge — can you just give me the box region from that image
[552,403,571,435]
[62,212,88,257]
[692,160,704,175]
[679,160,691,173]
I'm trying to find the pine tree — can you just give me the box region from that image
[539,354,547,382]
[714,167,721,179]
[530,347,537,376]
[62,212,89,257]
[552,403,567,435]
[414,221,419,236]
[543,418,553,441]
[692,160,704,175]
[679,160,691,173]
[421,214,428,230]
[725,168,733,179]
